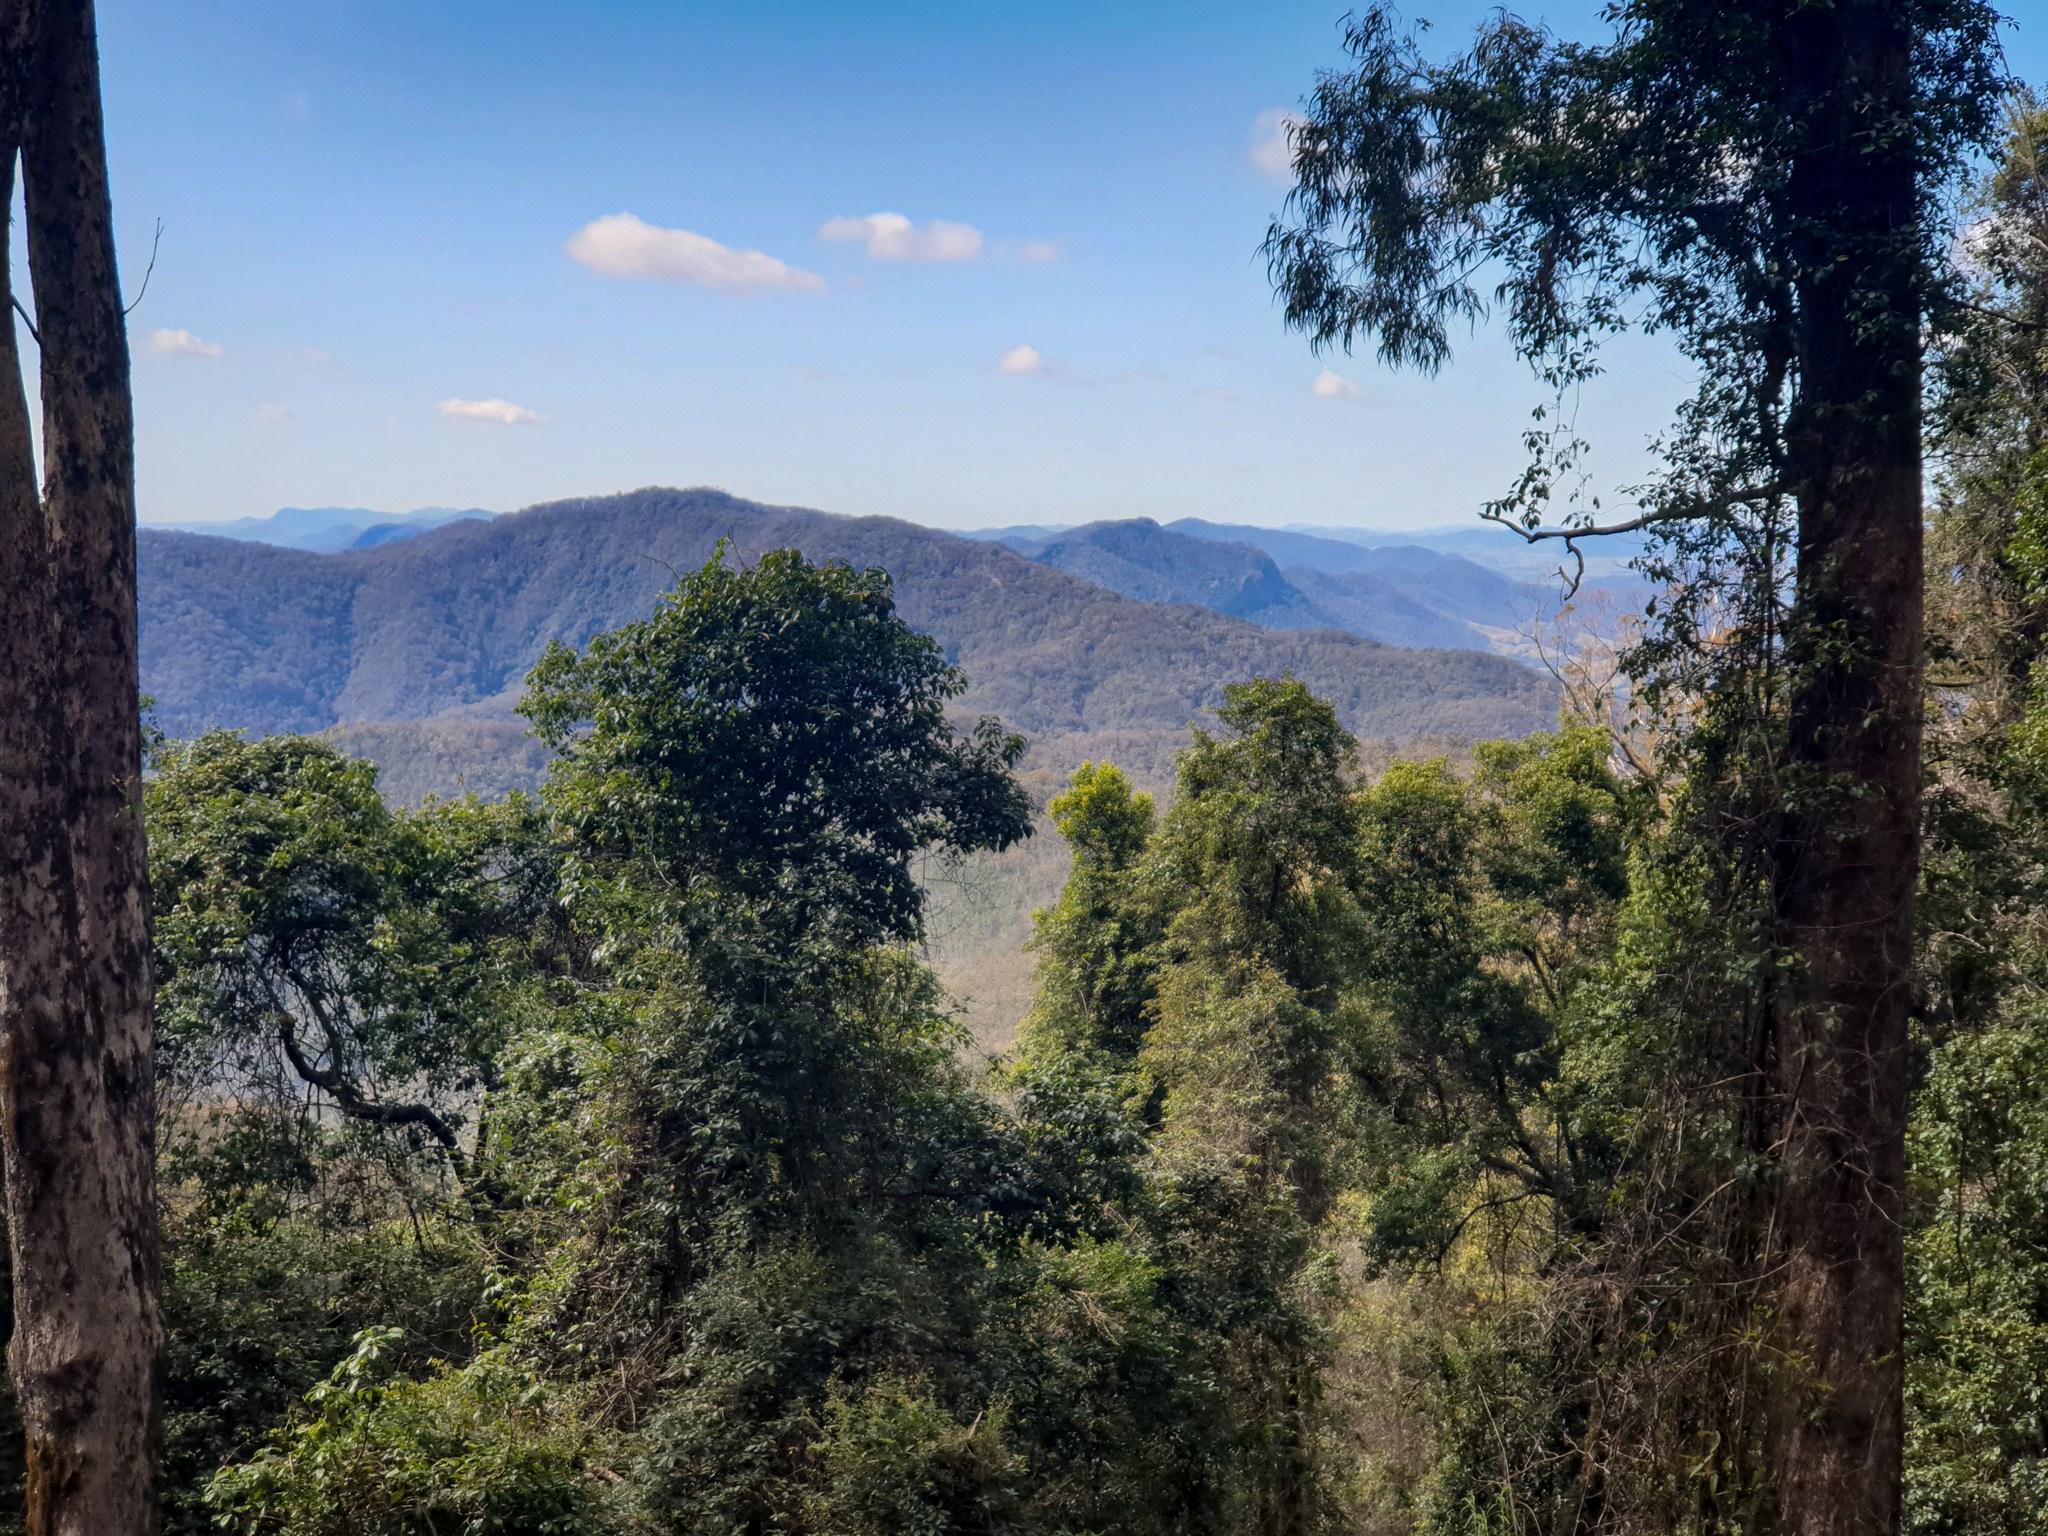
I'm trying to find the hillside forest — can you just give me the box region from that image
[25,72,2031,1530]
[1,1,2046,1534]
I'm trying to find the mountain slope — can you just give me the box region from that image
[989,514,1568,653]
[139,488,1555,750]
[1269,520,1649,584]
[1025,519,1326,628]
[1276,566,1495,650]
[1165,517,1392,574]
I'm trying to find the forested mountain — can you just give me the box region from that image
[1010,518,1326,626]
[138,486,1553,755]
[983,512,1613,653]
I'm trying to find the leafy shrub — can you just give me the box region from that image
[208,1331,613,1536]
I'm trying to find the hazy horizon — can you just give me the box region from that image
[141,492,1496,538]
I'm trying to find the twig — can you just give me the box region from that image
[122,218,163,316]
[9,294,37,347]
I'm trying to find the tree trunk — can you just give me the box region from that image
[0,3,162,1532]
[1772,3,1921,1532]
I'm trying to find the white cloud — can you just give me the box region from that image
[1017,240,1062,264]
[1249,108,1302,184]
[997,344,1048,376]
[150,328,222,358]
[255,405,294,424]
[438,397,540,425]
[818,212,983,262]
[1312,367,1360,399]
[565,213,827,292]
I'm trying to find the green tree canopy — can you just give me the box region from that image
[149,731,550,1189]
[520,545,1031,950]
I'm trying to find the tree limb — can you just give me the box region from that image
[1480,483,1786,596]
[1945,295,2048,334]
[275,1001,471,1186]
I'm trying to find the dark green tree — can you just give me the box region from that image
[1349,727,1629,1261]
[1265,4,2008,1526]
[149,732,551,1195]
[1018,761,1162,1062]
[1020,679,1371,1534]
[520,544,1030,952]
[1154,676,1362,1004]
[1904,96,2048,1536]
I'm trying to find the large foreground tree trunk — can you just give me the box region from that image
[1773,3,1922,1532]
[0,2,162,1532]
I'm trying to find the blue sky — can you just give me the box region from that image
[83,0,2043,530]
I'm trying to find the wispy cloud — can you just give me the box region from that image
[997,344,1049,376]
[1312,367,1360,400]
[255,404,294,424]
[818,213,983,262]
[566,213,827,292]
[439,397,540,425]
[1249,108,1301,184]
[1016,240,1062,264]
[1194,387,1240,404]
[151,328,223,358]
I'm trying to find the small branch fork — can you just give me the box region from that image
[8,217,160,348]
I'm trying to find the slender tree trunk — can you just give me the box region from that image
[0,2,162,1532]
[1772,3,1921,1532]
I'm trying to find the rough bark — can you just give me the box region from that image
[0,2,162,1532]
[1771,2,1922,1532]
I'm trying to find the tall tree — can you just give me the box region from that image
[0,2,162,1531]
[1264,3,2004,1531]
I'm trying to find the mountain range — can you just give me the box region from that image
[965,516,1646,581]
[139,488,1553,770]
[983,516,1640,657]
[149,504,496,554]
[145,505,1642,663]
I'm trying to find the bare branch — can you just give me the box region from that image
[1479,481,1787,596]
[9,294,36,348]
[121,219,162,317]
